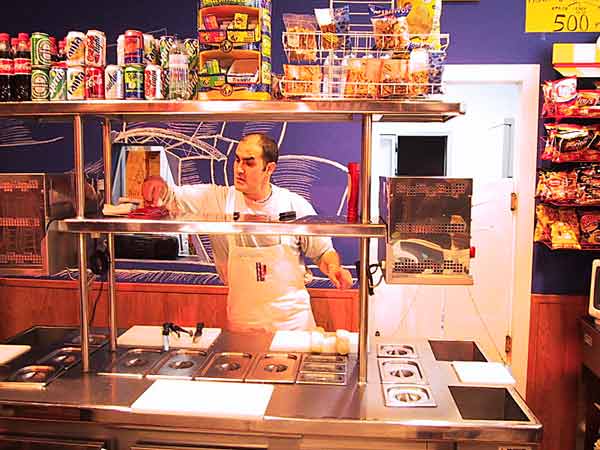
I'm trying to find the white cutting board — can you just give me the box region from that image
[0,345,30,365]
[117,326,221,350]
[269,330,358,353]
[452,361,516,385]
[131,380,273,419]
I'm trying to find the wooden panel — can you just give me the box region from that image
[527,294,588,450]
[0,278,358,341]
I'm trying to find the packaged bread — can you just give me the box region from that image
[283,14,318,63]
[283,64,322,97]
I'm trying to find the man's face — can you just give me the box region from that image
[233,138,274,196]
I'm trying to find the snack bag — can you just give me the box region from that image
[534,204,558,242]
[283,14,318,63]
[345,58,383,98]
[369,4,411,51]
[399,0,442,47]
[577,165,600,205]
[580,212,600,245]
[542,77,577,117]
[283,64,322,97]
[409,48,429,96]
[380,58,409,98]
[314,6,351,50]
[550,221,581,249]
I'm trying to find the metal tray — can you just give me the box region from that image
[296,371,346,386]
[98,348,165,378]
[378,358,426,384]
[246,353,300,383]
[147,349,209,380]
[197,352,254,382]
[377,344,418,359]
[382,384,436,408]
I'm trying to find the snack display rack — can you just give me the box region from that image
[280,31,448,100]
[535,78,600,251]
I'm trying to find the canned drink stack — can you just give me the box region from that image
[124,65,144,100]
[85,66,104,99]
[143,34,158,65]
[144,64,163,100]
[67,66,85,100]
[124,30,143,65]
[31,32,51,69]
[184,38,199,71]
[66,31,86,67]
[85,30,106,67]
[49,66,67,101]
[105,65,124,99]
[31,68,49,101]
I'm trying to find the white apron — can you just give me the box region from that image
[225,187,316,332]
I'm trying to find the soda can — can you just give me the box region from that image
[31,68,49,101]
[184,39,199,71]
[159,35,175,69]
[85,66,104,99]
[143,34,158,65]
[85,30,106,68]
[49,66,67,101]
[144,64,163,100]
[67,66,85,100]
[31,32,52,69]
[124,65,144,100]
[105,65,124,99]
[161,69,170,99]
[117,34,125,67]
[187,70,198,100]
[124,30,143,66]
[66,31,86,67]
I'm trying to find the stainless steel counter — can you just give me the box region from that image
[0,327,542,450]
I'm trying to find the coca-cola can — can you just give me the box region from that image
[105,65,124,99]
[67,66,85,100]
[117,34,125,67]
[66,31,86,67]
[144,64,163,100]
[85,66,104,99]
[85,30,106,68]
[124,30,143,65]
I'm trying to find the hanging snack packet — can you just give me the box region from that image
[369,4,411,51]
[534,204,558,242]
[580,212,600,245]
[398,0,442,47]
[283,14,318,63]
[315,6,351,50]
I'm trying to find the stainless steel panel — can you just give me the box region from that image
[296,372,346,386]
[59,217,386,238]
[382,384,436,408]
[98,348,165,378]
[378,359,425,384]
[198,352,254,382]
[303,354,347,364]
[246,353,301,384]
[377,344,418,358]
[147,349,209,380]
[0,100,464,123]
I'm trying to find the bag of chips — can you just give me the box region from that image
[550,208,581,249]
[282,64,322,97]
[345,58,383,98]
[283,14,318,63]
[399,0,442,47]
[369,4,411,51]
[534,204,558,242]
[314,6,351,50]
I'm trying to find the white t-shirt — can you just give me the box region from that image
[164,184,334,284]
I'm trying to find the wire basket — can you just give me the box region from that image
[281,31,449,100]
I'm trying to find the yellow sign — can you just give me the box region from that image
[526,0,600,33]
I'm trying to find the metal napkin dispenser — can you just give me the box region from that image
[379,177,473,285]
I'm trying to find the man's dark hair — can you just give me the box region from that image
[241,133,279,165]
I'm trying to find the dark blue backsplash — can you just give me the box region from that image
[0,0,598,293]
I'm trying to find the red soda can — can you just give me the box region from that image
[144,64,163,100]
[85,30,106,67]
[85,66,104,99]
[124,30,143,65]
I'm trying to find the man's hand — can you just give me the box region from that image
[327,264,354,289]
[142,176,167,207]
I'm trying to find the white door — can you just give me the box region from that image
[369,65,539,394]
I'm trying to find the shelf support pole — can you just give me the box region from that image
[102,118,118,352]
[74,114,91,372]
[358,114,373,386]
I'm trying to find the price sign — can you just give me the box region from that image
[526,0,600,33]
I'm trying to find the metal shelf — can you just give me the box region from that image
[58,217,387,238]
[0,100,464,123]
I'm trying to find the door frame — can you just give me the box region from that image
[371,64,540,394]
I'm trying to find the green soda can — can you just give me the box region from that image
[184,39,199,71]
[159,36,175,69]
[49,67,67,101]
[31,32,52,69]
[31,68,49,101]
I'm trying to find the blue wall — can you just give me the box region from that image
[0,0,598,293]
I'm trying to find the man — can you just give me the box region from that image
[142,133,354,332]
